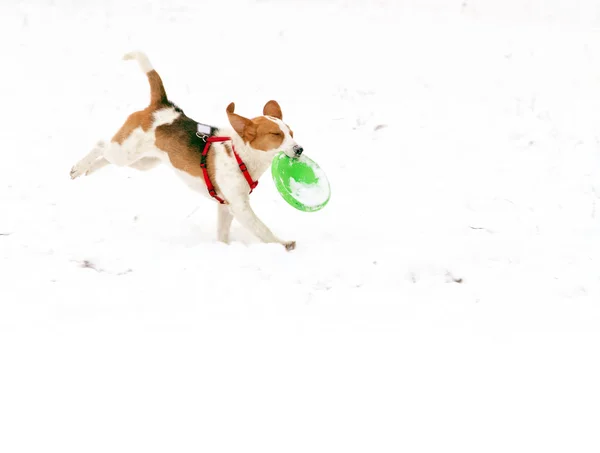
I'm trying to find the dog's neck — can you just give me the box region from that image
[214,127,278,180]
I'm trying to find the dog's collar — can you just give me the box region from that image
[195,122,217,142]
[196,122,258,204]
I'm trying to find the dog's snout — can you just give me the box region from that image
[293,145,304,157]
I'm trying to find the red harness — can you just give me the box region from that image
[199,136,258,204]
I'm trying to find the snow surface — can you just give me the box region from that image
[2,0,600,451]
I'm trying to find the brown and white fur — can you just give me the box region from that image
[70,51,300,251]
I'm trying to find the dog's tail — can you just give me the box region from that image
[123,51,168,106]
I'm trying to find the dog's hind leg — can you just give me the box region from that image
[70,140,106,179]
[84,157,110,176]
[76,154,159,179]
[101,129,147,167]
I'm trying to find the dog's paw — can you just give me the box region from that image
[70,164,86,180]
[283,241,296,252]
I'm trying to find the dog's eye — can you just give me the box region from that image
[270,132,283,136]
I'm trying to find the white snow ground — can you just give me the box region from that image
[1,0,600,451]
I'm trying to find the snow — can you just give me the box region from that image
[1,0,600,451]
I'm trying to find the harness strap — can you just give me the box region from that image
[234,150,259,193]
[200,135,258,204]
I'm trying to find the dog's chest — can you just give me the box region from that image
[168,149,240,199]
[156,131,276,201]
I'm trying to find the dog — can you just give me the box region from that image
[70,51,303,251]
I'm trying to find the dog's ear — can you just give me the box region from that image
[226,102,256,141]
[263,100,283,120]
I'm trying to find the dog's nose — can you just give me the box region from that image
[293,145,304,157]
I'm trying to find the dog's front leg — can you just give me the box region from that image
[229,200,295,251]
[217,204,234,244]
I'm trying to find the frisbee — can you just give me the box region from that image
[271,152,331,212]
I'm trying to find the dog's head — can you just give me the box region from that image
[226,101,303,158]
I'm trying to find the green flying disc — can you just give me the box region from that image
[271,152,331,212]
